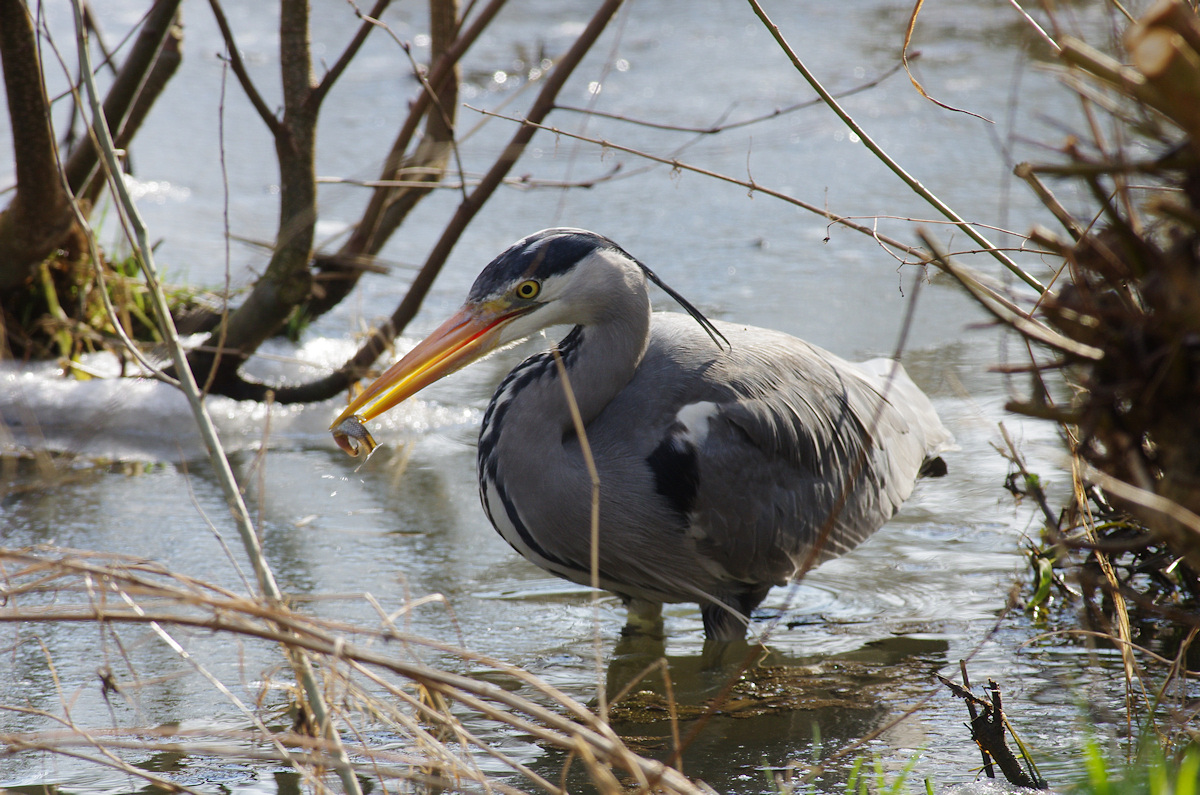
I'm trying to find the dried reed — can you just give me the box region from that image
[0,546,709,794]
[926,0,1200,757]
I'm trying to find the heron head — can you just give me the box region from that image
[465,228,646,340]
[329,229,724,454]
[467,228,727,348]
[329,230,627,443]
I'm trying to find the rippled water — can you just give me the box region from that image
[0,0,1153,792]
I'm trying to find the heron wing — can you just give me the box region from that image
[638,316,944,588]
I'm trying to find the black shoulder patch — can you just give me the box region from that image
[647,434,700,520]
[919,455,948,478]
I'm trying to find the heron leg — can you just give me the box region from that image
[701,602,749,641]
[701,588,770,642]
[620,597,664,637]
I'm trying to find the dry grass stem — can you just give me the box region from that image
[1,547,709,794]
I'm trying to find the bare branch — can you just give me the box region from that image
[63,0,182,195]
[309,0,392,109]
[335,0,629,376]
[337,0,507,257]
[745,0,1047,293]
[0,0,78,288]
[300,0,503,323]
[229,0,628,405]
[206,0,283,136]
[471,105,929,259]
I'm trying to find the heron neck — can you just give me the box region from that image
[552,308,650,427]
[480,293,652,462]
[475,295,652,584]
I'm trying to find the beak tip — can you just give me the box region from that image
[331,415,378,458]
[327,303,503,459]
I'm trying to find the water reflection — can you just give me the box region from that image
[538,634,954,792]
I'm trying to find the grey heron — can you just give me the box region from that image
[331,228,952,641]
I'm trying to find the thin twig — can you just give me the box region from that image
[551,349,608,722]
[470,106,929,261]
[1005,0,1060,53]
[745,0,1047,293]
[205,0,282,136]
[919,230,1102,359]
[555,52,909,134]
[309,0,392,108]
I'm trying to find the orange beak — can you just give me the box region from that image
[330,303,531,456]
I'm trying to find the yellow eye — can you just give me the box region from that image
[515,280,540,300]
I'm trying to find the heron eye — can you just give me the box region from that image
[515,280,540,300]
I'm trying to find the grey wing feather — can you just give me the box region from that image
[665,320,950,588]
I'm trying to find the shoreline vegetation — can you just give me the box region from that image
[2,0,1199,791]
